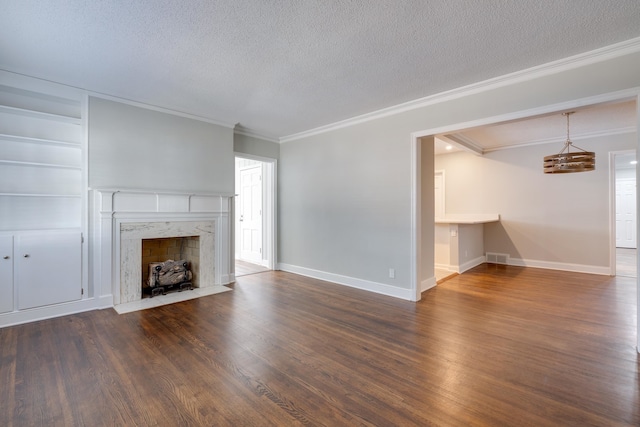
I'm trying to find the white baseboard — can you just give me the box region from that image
[98,294,114,309]
[507,257,611,275]
[421,276,437,292]
[459,256,487,273]
[278,263,414,300]
[0,298,102,328]
[435,256,484,274]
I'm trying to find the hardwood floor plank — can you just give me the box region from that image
[0,265,638,426]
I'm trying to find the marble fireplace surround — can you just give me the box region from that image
[120,221,212,303]
[93,189,233,306]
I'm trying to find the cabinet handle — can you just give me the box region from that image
[23,254,30,258]
[2,256,8,260]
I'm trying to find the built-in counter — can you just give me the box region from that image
[434,214,500,274]
[435,214,500,225]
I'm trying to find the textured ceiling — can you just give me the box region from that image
[2,1,640,139]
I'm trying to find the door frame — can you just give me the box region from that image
[610,150,638,275]
[233,153,278,276]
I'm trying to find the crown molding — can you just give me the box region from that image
[0,69,237,128]
[281,37,640,143]
[233,127,279,143]
[480,126,637,153]
[0,69,85,100]
[88,92,236,129]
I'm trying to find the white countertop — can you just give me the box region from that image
[435,214,500,224]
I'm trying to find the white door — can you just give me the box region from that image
[239,165,263,263]
[616,178,637,248]
[16,231,82,310]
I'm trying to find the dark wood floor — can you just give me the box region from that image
[1,265,638,426]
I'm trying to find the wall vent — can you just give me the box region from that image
[486,252,509,264]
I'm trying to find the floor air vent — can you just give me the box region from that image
[486,252,509,264]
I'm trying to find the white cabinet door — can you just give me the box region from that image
[0,235,13,314]
[16,232,82,310]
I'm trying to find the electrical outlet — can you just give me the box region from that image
[389,268,395,279]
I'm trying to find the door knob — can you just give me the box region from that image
[23,254,30,258]
[2,256,8,260]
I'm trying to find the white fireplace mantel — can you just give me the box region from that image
[92,189,234,307]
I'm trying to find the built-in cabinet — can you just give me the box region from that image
[0,72,86,322]
[1,232,82,313]
[0,236,13,314]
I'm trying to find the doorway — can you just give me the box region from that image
[234,155,277,278]
[613,150,638,277]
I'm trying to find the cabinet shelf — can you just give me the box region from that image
[0,105,82,125]
[0,133,81,147]
[0,159,81,170]
[0,192,81,198]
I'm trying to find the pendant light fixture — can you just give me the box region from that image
[543,112,595,174]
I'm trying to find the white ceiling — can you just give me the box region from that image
[2,1,640,140]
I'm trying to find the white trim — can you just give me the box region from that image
[442,134,484,156]
[435,256,485,274]
[410,134,420,301]
[281,37,640,142]
[421,277,437,293]
[0,69,85,99]
[0,297,101,328]
[481,126,637,153]
[413,89,640,140]
[86,92,236,129]
[92,189,233,307]
[609,150,637,276]
[0,69,236,129]
[81,93,89,300]
[278,263,414,300]
[458,256,486,274]
[507,258,610,276]
[234,153,278,271]
[635,95,640,354]
[98,294,113,309]
[234,128,279,143]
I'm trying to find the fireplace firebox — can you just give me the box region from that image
[145,259,194,297]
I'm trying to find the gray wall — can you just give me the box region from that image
[279,120,410,286]
[279,50,640,295]
[89,97,234,193]
[435,133,636,267]
[234,132,280,159]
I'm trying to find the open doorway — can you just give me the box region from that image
[613,150,638,278]
[234,155,277,278]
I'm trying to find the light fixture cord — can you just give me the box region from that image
[558,111,588,154]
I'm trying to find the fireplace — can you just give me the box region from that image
[142,236,199,297]
[92,189,233,307]
[142,236,199,287]
[119,221,214,304]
